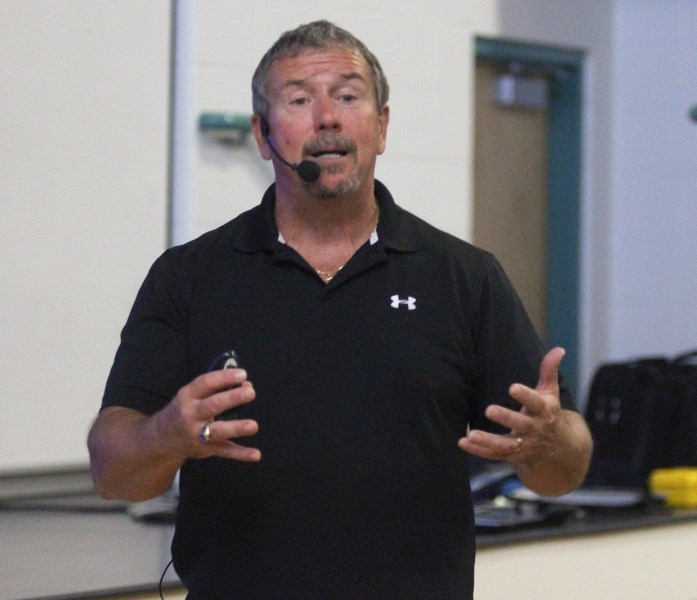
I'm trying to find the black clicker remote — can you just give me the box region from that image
[207,350,242,421]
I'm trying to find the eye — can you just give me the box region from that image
[284,88,313,109]
[337,92,360,104]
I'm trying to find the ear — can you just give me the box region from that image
[377,104,390,155]
[251,114,272,161]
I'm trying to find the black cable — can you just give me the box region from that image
[159,558,174,600]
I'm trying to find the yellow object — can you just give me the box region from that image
[649,467,697,508]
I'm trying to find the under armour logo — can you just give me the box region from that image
[390,294,416,310]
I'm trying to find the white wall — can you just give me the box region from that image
[0,1,170,472]
[609,0,697,360]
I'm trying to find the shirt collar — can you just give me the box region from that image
[230,179,421,254]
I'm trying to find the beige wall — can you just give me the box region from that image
[5,0,695,472]
[178,0,614,396]
[0,1,170,471]
[0,0,614,471]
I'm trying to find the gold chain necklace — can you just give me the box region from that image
[310,204,379,283]
[315,263,346,282]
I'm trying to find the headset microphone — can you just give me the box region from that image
[260,118,321,183]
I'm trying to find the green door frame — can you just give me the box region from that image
[475,37,583,394]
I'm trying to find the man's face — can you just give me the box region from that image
[258,45,389,199]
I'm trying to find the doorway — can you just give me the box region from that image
[474,38,583,393]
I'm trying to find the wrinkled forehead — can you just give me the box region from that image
[271,46,370,86]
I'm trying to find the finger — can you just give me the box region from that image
[220,444,262,462]
[458,430,522,460]
[508,382,544,414]
[537,347,565,395]
[202,439,262,462]
[200,417,259,443]
[507,347,565,413]
[484,403,530,432]
[201,382,255,421]
[190,368,249,400]
[197,420,261,461]
[210,417,259,441]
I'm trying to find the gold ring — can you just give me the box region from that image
[200,422,212,443]
[515,436,523,452]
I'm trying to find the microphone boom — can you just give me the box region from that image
[261,120,321,183]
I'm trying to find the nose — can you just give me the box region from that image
[314,95,340,132]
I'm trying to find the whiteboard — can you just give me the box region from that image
[0,1,170,472]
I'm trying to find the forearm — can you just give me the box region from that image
[512,409,593,496]
[87,406,186,502]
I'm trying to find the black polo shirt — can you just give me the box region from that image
[103,180,574,599]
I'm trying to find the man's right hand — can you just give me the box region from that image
[87,368,260,503]
[164,367,260,461]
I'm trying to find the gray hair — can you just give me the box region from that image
[252,20,389,119]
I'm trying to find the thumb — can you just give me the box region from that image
[537,347,565,395]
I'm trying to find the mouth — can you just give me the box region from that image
[304,135,356,162]
[310,150,348,160]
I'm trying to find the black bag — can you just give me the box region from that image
[584,350,697,488]
[584,357,667,487]
[653,350,697,469]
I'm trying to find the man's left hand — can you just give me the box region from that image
[458,347,593,496]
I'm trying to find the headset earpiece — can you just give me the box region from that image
[260,116,270,138]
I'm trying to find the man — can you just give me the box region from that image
[88,20,592,599]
